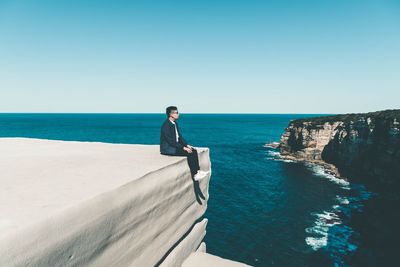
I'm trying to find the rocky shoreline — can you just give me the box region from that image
[268,109,400,266]
[265,142,346,181]
[282,154,343,178]
[273,109,400,186]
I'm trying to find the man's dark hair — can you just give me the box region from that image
[166,106,178,117]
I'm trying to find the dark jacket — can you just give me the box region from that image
[160,118,188,155]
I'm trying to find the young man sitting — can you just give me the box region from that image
[160,106,209,181]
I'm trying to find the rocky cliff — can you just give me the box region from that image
[276,110,400,266]
[0,138,213,267]
[279,109,400,185]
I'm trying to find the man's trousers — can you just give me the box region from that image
[173,147,200,176]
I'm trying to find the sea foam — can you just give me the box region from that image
[304,162,350,189]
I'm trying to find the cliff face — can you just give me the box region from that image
[0,138,212,267]
[279,110,400,185]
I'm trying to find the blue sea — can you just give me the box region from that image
[0,113,375,266]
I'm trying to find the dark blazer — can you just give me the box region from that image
[160,118,188,155]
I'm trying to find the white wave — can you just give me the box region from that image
[314,211,342,228]
[266,150,281,157]
[265,150,296,163]
[267,158,295,163]
[263,146,298,164]
[336,196,350,205]
[305,224,328,235]
[304,162,350,189]
[305,209,343,251]
[306,236,328,251]
[306,183,374,261]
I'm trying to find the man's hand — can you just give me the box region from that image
[183,146,193,153]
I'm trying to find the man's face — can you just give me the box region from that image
[170,110,179,120]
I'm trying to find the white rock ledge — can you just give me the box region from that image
[0,137,213,267]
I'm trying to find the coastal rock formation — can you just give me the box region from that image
[0,138,213,267]
[278,109,400,184]
[277,110,400,265]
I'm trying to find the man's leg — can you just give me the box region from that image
[174,147,200,176]
[187,148,200,175]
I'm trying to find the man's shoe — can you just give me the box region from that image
[193,170,210,181]
[198,170,210,176]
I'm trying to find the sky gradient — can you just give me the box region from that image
[0,0,399,114]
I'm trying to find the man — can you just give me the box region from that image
[160,106,209,181]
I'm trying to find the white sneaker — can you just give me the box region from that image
[198,170,210,175]
[193,170,210,181]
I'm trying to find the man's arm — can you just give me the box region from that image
[162,124,184,149]
[179,135,188,147]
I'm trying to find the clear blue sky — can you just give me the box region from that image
[0,0,399,114]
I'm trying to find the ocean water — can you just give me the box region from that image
[0,113,374,266]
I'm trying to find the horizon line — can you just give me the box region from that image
[0,112,336,115]
[1,109,399,115]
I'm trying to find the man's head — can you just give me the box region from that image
[166,106,179,120]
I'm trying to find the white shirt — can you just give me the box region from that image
[169,119,179,142]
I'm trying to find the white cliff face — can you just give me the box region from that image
[280,121,344,160]
[159,218,208,267]
[0,138,211,267]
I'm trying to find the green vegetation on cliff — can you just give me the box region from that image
[290,109,400,127]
